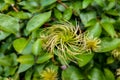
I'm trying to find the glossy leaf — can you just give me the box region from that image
[96,38,120,52]
[54,8,62,20]
[17,54,34,64]
[18,64,33,73]
[104,1,115,10]
[13,38,28,53]
[94,0,105,7]
[0,14,20,34]
[4,0,15,4]
[62,66,84,80]
[25,69,33,80]
[0,30,10,41]
[32,39,43,56]
[87,22,102,38]
[8,11,32,19]
[21,38,33,55]
[80,11,96,27]
[63,8,72,21]
[26,11,51,34]
[107,57,114,64]
[82,0,93,9]
[77,53,94,67]
[36,53,53,64]
[57,4,66,12]
[0,57,11,66]
[101,22,116,38]
[104,68,115,80]
[0,1,9,11]
[72,1,82,16]
[40,0,57,7]
[88,68,105,80]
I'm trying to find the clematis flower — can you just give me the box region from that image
[112,48,120,59]
[40,68,58,80]
[84,36,101,52]
[40,23,85,65]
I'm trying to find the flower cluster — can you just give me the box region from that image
[40,23,101,65]
[40,68,58,80]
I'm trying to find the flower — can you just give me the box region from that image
[84,36,101,52]
[117,68,120,76]
[112,48,120,59]
[40,68,58,80]
[40,23,84,65]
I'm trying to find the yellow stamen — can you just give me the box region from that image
[41,68,58,80]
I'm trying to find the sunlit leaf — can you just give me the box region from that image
[40,0,57,7]
[104,68,115,80]
[36,53,53,64]
[32,39,43,56]
[0,30,10,41]
[18,64,33,73]
[13,38,28,53]
[87,22,102,38]
[26,11,51,34]
[101,22,116,38]
[62,66,84,80]
[80,11,96,27]
[77,53,94,67]
[96,38,120,52]
[17,54,34,64]
[82,0,93,9]
[0,14,20,34]
[63,8,72,20]
[88,68,105,80]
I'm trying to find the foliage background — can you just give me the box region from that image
[0,0,120,80]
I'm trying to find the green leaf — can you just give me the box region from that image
[57,4,66,12]
[22,38,33,55]
[63,8,72,21]
[54,8,62,20]
[9,66,18,75]
[88,68,105,80]
[36,53,53,64]
[77,53,94,67]
[96,38,120,52]
[104,1,115,10]
[36,64,45,74]
[0,30,10,41]
[18,64,33,73]
[0,57,11,66]
[87,22,102,38]
[80,11,96,27]
[101,22,116,38]
[86,19,96,27]
[82,0,93,9]
[94,0,105,7]
[8,11,32,19]
[4,0,15,4]
[104,68,115,80]
[72,1,82,16]
[106,57,114,64]
[62,66,84,80]
[0,0,9,11]
[105,10,120,16]
[32,39,43,56]
[0,66,3,75]
[0,14,20,34]
[26,11,51,34]
[40,0,57,7]
[13,38,28,53]
[25,69,33,80]
[17,54,34,64]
